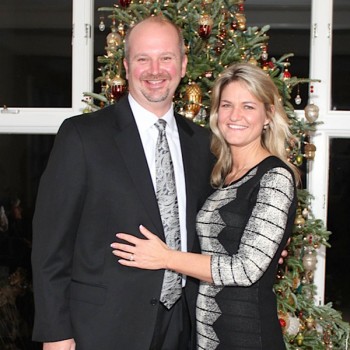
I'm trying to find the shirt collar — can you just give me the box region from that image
[128,94,176,132]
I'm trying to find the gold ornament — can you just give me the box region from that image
[248,57,258,65]
[235,13,246,31]
[295,154,303,166]
[118,23,125,36]
[292,276,301,290]
[305,315,315,330]
[304,143,316,160]
[304,102,319,122]
[294,209,305,227]
[185,83,202,119]
[303,249,317,271]
[106,25,122,52]
[296,332,304,346]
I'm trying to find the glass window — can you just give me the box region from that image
[0,134,55,348]
[0,0,72,108]
[326,138,350,322]
[331,0,350,111]
[246,0,311,110]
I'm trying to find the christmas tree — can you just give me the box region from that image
[84,0,350,348]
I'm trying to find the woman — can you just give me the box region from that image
[111,63,298,349]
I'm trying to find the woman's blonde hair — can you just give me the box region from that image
[209,62,299,187]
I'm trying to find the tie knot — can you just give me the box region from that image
[155,119,167,132]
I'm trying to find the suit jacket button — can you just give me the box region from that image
[150,298,158,306]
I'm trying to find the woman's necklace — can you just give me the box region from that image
[225,164,253,185]
[225,152,271,185]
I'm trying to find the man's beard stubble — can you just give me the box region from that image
[140,73,171,103]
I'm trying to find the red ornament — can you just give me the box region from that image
[199,25,211,38]
[231,20,238,30]
[262,61,270,71]
[214,41,224,54]
[238,3,244,12]
[119,0,131,7]
[279,318,287,328]
[198,14,213,39]
[110,76,126,101]
[261,45,268,61]
[283,68,291,80]
[218,28,227,40]
[111,85,125,100]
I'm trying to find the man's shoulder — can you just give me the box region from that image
[62,96,130,130]
[174,113,210,137]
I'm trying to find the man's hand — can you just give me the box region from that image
[278,238,291,264]
[278,249,288,265]
[43,339,76,350]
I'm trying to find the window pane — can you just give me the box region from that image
[332,0,350,111]
[326,138,350,322]
[246,1,311,110]
[0,134,55,348]
[0,0,72,108]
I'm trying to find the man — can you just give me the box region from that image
[31,16,213,350]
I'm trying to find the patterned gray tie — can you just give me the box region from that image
[155,119,182,309]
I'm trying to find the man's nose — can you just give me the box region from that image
[149,59,160,75]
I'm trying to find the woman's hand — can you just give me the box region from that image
[111,225,171,270]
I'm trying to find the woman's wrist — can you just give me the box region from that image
[165,248,177,271]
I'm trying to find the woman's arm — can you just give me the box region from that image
[111,225,213,283]
[211,167,295,287]
[111,167,295,286]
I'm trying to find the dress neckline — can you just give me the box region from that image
[222,155,277,188]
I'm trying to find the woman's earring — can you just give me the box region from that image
[263,123,270,131]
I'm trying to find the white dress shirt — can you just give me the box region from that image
[128,94,188,256]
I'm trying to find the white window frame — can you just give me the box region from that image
[309,0,350,305]
[0,0,94,134]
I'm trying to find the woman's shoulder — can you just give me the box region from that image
[251,156,295,188]
[256,156,293,175]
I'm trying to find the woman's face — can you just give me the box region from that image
[217,80,269,152]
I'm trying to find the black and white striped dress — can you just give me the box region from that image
[196,156,296,350]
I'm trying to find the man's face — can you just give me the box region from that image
[124,21,187,116]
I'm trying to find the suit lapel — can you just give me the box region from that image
[175,114,198,252]
[110,97,164,236]
[109,99,202,248]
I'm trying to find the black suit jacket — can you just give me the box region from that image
[31,96,213,349]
